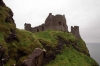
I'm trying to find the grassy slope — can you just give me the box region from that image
[5,29,43,66]
[34,30,98,66]
[34,30,76,47]
[1,29,43,66]
[0,6,16,57]
[0,5,98,66]
[0,6,43,66]
[45,45,97,66]
[0,6,16,37]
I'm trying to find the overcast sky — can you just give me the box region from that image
[3,0,100,43]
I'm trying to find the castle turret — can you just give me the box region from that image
[71,26,81,39]
[24,23,31,31]
[44,13,68,32]
[62,14,68,32]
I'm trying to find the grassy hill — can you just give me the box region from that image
[34,30,98,66]
[0,1,99,66]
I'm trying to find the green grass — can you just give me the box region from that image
[0,6,16,37]
[34,30,98,66]
[45,45,98,66]
[0,5,44,65]
[77,38,89,56]
[4,29,44,66]
[34,30,76,47]
[0,33,8,55]
[16,29,43,51]
[0,4,98,66]
[34,30,89,55]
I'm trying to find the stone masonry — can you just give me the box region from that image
[71,26,81,39]
[24,13,68,33]
[24,13,81,39]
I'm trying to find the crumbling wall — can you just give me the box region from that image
[24,23,31,31]
[71,26,81,39]
[45,13,68,32]
[31,24,46,33]
[24,13,68,33]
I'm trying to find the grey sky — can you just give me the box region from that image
[3,0,100,43]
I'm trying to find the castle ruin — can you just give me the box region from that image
[24,13,81,39]
[25,13,68,33]
[71,26,81,39]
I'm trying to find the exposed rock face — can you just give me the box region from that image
[5,29,19,42]
[0,0,5,6]
[39,36,71,65]
[24,13,68,33]
[21,48,46,66]
[5,8,15,24]
[71,26,81,39]
[0,44,9,66]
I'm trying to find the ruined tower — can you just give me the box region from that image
[71,26,81,39]
[24,13,68,33]
[45,13,68,32]
[24,23,31,31]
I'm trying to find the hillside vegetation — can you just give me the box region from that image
[34,30,98,66]
[0,1,99,66]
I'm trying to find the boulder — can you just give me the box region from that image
[21,48,46,66]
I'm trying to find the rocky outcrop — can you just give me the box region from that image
[0,0,5,6]
[5,29,19,43]
[5,8,15,24]
[0,44,9,66]
[21,48,46,66]
[38,36,71,65]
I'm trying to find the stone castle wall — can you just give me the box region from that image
[24,13,68,33]
[24,13,81,39]
[71,26,81,39]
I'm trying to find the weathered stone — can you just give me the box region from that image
[0,44,5,56]
[0,63,4,66]
[21,48,46,66]
[24,13,68,33]
[0,44,9,65]
[5,17,11,22]
[6,29,19,42]
[71,26,81,39]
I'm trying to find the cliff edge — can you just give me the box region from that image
[0,0,99,66]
